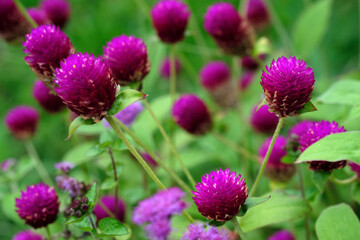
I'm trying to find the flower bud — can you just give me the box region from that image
[245,0,270,29]
[239,71,255,90]
[241,55,259,71]
[40,0,70,28]
[33,80,65,113]
[27,8,50,25]
[160,57,182,79]
[5,106,39,140]
[250,104,279,134]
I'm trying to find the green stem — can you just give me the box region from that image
[105,116,166,190]
[170,45,177,104]
[143,99,197,188]
[88,215,98,240]
[13,0,38,28]
[298,166,311,240]
[45,226,52,240]
[249,117,286,197]
[25,141,53,186]
[107,148,119,217]
[330,174,358,185]
[358,0,360,68]
[231,217,247,240]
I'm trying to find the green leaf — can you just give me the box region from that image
[86,144,106,157]
[97,217,128,237]
[316,203,360,240]
[293,0,332,57]
[99,130,114,147]
[238,195,271,217]
[105,161,124,177]
[73,214,96,231]
[256,98,266,112]
[208,220,226,227]
[107,89,146,115]
[297,132,360,164]
[85,182,98,206]
[317,80,360,105]
[101,177,118,190]
[297,101,317,115]
[240,192,310,232]
[312,171,331,193]
[66,116,96,140]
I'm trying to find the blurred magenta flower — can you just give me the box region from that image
[268,230,295,240]
[13,230,44,240]
[93,195,126,222]
[140,152,158,168]
[5,106,39,140]
[241,55,259,71]
[250,104,279,134]
[54,161,74,173]
[56,175,86,198]
[40,0,70,28]
[245,0,270,29]
[1,158,15,171]
[239,71,255,90]
[27,8,50,25]
[349,162,360,179]
[160,57,182,79]
[181,222,232,240]
[289,120,314,139]
[103,102,143,127]
[144,219,171,240]
[33,80,65,113]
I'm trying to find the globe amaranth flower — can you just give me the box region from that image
[5,106,39,140]
[349,162,360,179]
[239,71,255,90]
[160,57,181,79]
[13,230,44,240]
[144,219,171,240]
[16,183,59,228]
[0,0,31,42]
[241,55,259,71]
[1,158,15,171]
[23,25,75,90]
[260,56,315,117]
[33,80,65,113]
[259,136,295,182]
[193,168,248,222]
[245,0,270,29]
[54,161,74,173]
[103,102,143,127]
[250,104,279,134]
[204,2,254,56]
[268,230,295,240]
[172,94,212,135]
[288,120,313,152]
[151,0,190,44]
[93,195,126,222]
[103,35,150,85]
[54,52,117,122]
[40,0,70,28]
[181,223,232,240]
[56,175,87,198]
[299,120,347,171]
[27,8,50,25]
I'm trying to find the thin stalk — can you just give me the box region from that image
[249,117,285,197]
[25,141,53,186]
[298,166,311,240]
[13,0,38,28]
[45,226,52,240]
[330,174,358,185]
[107,148,119,217]
[231,217,247,240]
[358,0,360,68]
[88,215,98,240]
[98,201,116,218]
[170,45,177,104]
[143,99,197,187]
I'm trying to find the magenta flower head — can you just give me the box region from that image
[181,222,232,240]
[349,162,360,179]
[172,94,212,135]
[151,0,190,44]
[104,102,144,127]
[23,25,74,90]
[144,219,171,240]
[16,183,59,228]
[239,71,255,90]
[13,230,44,240]
[93,195,126,222]
[1,158,15,171]
[204,2,254,56]
[289,120,313,139]
[268,230,295,240]
[160,57,182,79]
[250,104,279,134]
[241,55,259,71]
[40,0,70,28]
[5,106,39,140]
[259,136,295,182]
[261,56,315,117]
[245,0,270,29]
[54,161,74,173]
[299,120,347,171]
[54,52,117,122]
[103,35,150,86]
[193,168,248,222]
[27,8,50,25]
[33,80,65,113]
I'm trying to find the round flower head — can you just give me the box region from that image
[239,71,255,90]
[250,104,279,134]
[193,168,248,222]
[0,0,31,42]
[259,136,295,182]
[54,52,117,122]
[160,57,181,79]
[245,0,270,29]
[93,195,126,222]
[289,120,313,139]
[23,25,75,90]
[13,230,44,240]
[27,8,50,25]
[103,101,144,127]
[16,183,59,228]
[204,2,254,56]
[260,56,315,117]
[241,55,259,71]
[181,222,232,240]
[268,230,295,240]
[172,94,212,135]
[103,35,150,85]
[349,162,360,179]
[299,120,347,171]
[144,219,171,240]
[40,0,70,28]
[5,106,39,140]
[151,0,190,44]
[33,80,65,113]
[200,61,230,90]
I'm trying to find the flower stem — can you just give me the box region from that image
[107,148,119,218]
[298,165,311,240]
[249,117,286,197]
[358,0,360,68]
[143,99,197,188]
[25,140,54,186]
[88,215,98,240]
[45,226,52,240]
[231,217,247,240]
[170,45,177,104]
[13,0,38,28]
[330,174,358,185]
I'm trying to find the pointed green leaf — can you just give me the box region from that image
[85,182,97,210]
[108,89,146,116]
[312,171,331,193]
[256,98,267,112]
[66,116,96,140]
[317,80,360,105]
[73,214,97,231]
[238,195,271,217]
[97,217,128,237]
[101,177,118,190]
[298,101,317,115]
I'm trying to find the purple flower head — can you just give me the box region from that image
[54,52,117,122]
[5,106,39,140]
[140,152,158,168]
[13,230,44,240]
[204,2,254,56]
[151,0,190,44]
[27,8,50,25]
[104,102,143,127]
[289,120,313,139]
[260,56,315,117]
[241,55,259,71]
[245,0,270,29]
[23,25,74,89]
[56,175,86,198]
[349,162,360,179]
[0,0,30,42]
[40,0,70,28]
[259,136,295,182]
[250,104,279,134]
[181,223,231,240]
[33,80,65,113]
[268,230,295,240]
[93,195,126,222]
[193,168,248,222]
[144,219,172,240]
[172,94,212,135]
[299,120,347,171]
[200,61,231,90]
[103,35,150,85]
[1,158,15,171]
[16,183,59,228]
[239,71,255,90]
[54,161,74,173]
[160,57,182,79]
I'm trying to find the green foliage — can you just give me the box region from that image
[107,89,146,116]
[317,80,360,105]
[97,217,128,237]
[238,195,271,217]
[67,117,96,140]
